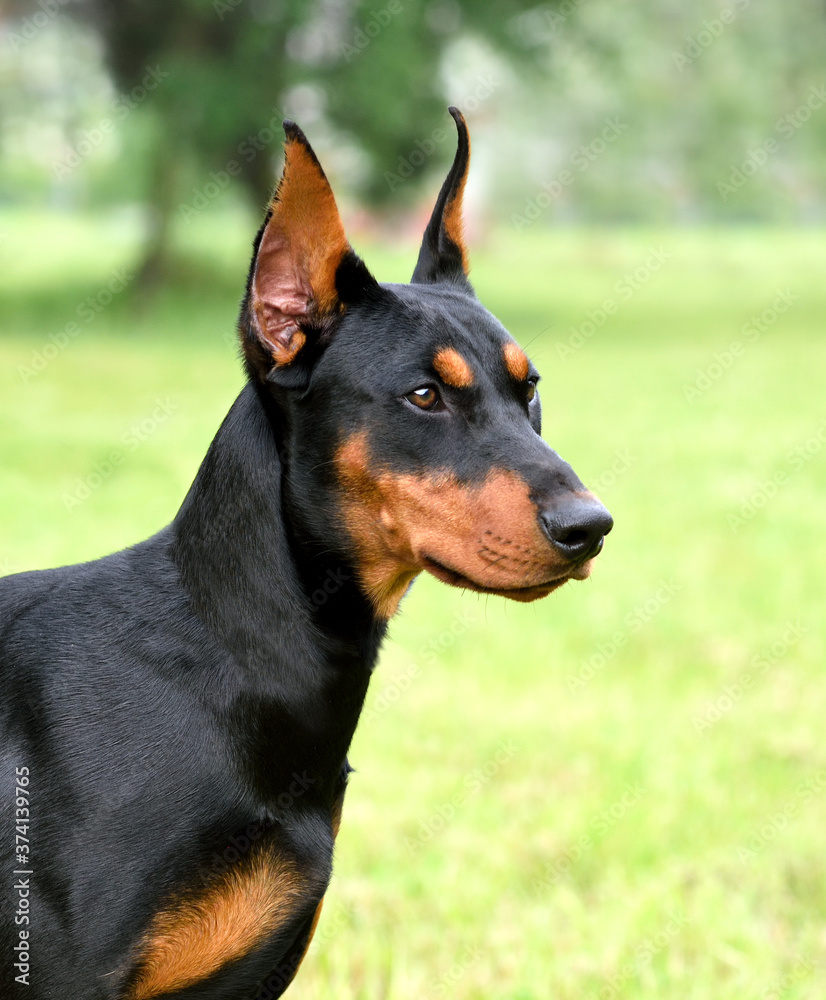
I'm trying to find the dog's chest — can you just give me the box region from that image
[124,839,309,998]
[121,764,350,998]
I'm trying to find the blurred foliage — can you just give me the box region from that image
[1,0,538,200]
[2,0,826,284]
[1,0,547,280]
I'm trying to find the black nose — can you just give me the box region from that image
[541,497,613,562]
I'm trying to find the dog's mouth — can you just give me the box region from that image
[420,555,586,603]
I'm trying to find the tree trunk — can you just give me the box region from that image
[135,129,180,294]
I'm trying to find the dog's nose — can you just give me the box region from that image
[541,497,613,562]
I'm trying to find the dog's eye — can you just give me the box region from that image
[404,386,441,411]
[526,379,538,403]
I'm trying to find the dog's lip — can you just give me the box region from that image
[420,555,573,597]
[569,558,594,581]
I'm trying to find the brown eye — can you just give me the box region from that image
[526,379,537,403]
[404,385,441,410]
[405,386,441,410]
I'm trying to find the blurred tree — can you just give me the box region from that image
[5,0,826,288]
[8,0,543,288]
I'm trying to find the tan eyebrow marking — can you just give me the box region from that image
[503,342,529,382]
[433,347,475,389]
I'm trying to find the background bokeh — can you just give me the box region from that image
[2,2,825,997]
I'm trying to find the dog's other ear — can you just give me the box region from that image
[241,121,378,382]
[411,107,473,291]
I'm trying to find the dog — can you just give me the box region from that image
[0,108,612,998]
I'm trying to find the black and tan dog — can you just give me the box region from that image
[0,109,612,998]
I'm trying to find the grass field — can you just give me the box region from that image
[2,209,825,998]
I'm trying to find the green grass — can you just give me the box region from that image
[2,209,825,998]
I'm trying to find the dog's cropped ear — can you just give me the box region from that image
[411,107,473,291]
[241,121,378,383]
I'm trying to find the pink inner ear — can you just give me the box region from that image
[252,235,313,359]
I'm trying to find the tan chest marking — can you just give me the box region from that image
[129,852,302,999]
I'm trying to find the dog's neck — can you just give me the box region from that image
[170,384,383,776]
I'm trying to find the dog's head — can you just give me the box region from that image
[238,109,612,618]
